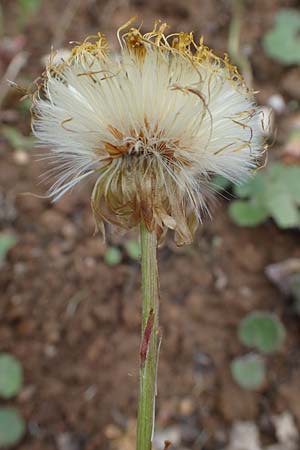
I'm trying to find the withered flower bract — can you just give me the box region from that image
[32,22,263,245]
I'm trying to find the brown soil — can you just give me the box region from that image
[1,0,300,449]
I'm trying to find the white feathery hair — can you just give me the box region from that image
[31,22,264,245]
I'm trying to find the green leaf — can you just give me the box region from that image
[239,312,285,354]
[0,408,25,447]
[229,200,268,226]
[263,9,300,65]
[268,164,300,204]
[124,239,140,260]
[265,191,300,229]
[233,174,265,198]
[104,247,122,266]
[231,354,266,390]
[0,234,17,267]
[0,353,23,399]
[1,126,35,150]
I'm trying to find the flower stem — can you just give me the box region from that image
[136,222,159,450]
[228,0,252,86]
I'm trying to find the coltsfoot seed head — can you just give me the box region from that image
[31,20,264,245]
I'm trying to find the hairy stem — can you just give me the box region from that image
[136,222,159,450]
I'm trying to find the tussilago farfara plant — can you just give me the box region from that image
[31,20,263,450]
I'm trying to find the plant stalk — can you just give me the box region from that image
[228,0,252,86]
[136,222,159,450]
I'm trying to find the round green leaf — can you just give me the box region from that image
[265,191,300,229]
[263,9,300,65]
[0,408,25,447]
[233,174,265,198]
[267,163,300,205]
[124,239,140,261]
[0,353,23,399]
[239,312,285,354]
[104,246,122,266]
[229,200,268,227]
[231,354,266,390]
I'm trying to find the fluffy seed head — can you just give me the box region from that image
[31,21,264,245]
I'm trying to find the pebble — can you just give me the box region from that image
[104,423,123,439]
[226,421,261,450]
[179,397,195,416]
[267,94,286,114]
[272,411,298,449]
[40,209,67,234]
[13,149,29,165]
[56,432,81,450]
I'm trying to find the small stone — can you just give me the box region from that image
[13,149,29,165]
[62,222,77,239]
[40,209,66,234]
[84,385,98,401]
[272,411,298,448]
[104,424,123,440]
[227,421,261,450]
[179,397,195,416]
[44,345,57,358]
[278,375,300,426]
[267,94,286,114]
[56,432,81,450]
[19,385,36,403]
[214,268,228,291]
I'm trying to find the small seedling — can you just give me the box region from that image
[104,246,122,266]
[231,353,266,390]
[0,233,17,268]
[0,407,25,447]
[263,9,300,65]
[229,163,300,229]
[124,239,140,261]
[239,311,285,354]
[0,353,23,399]
[229,200,268,227]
